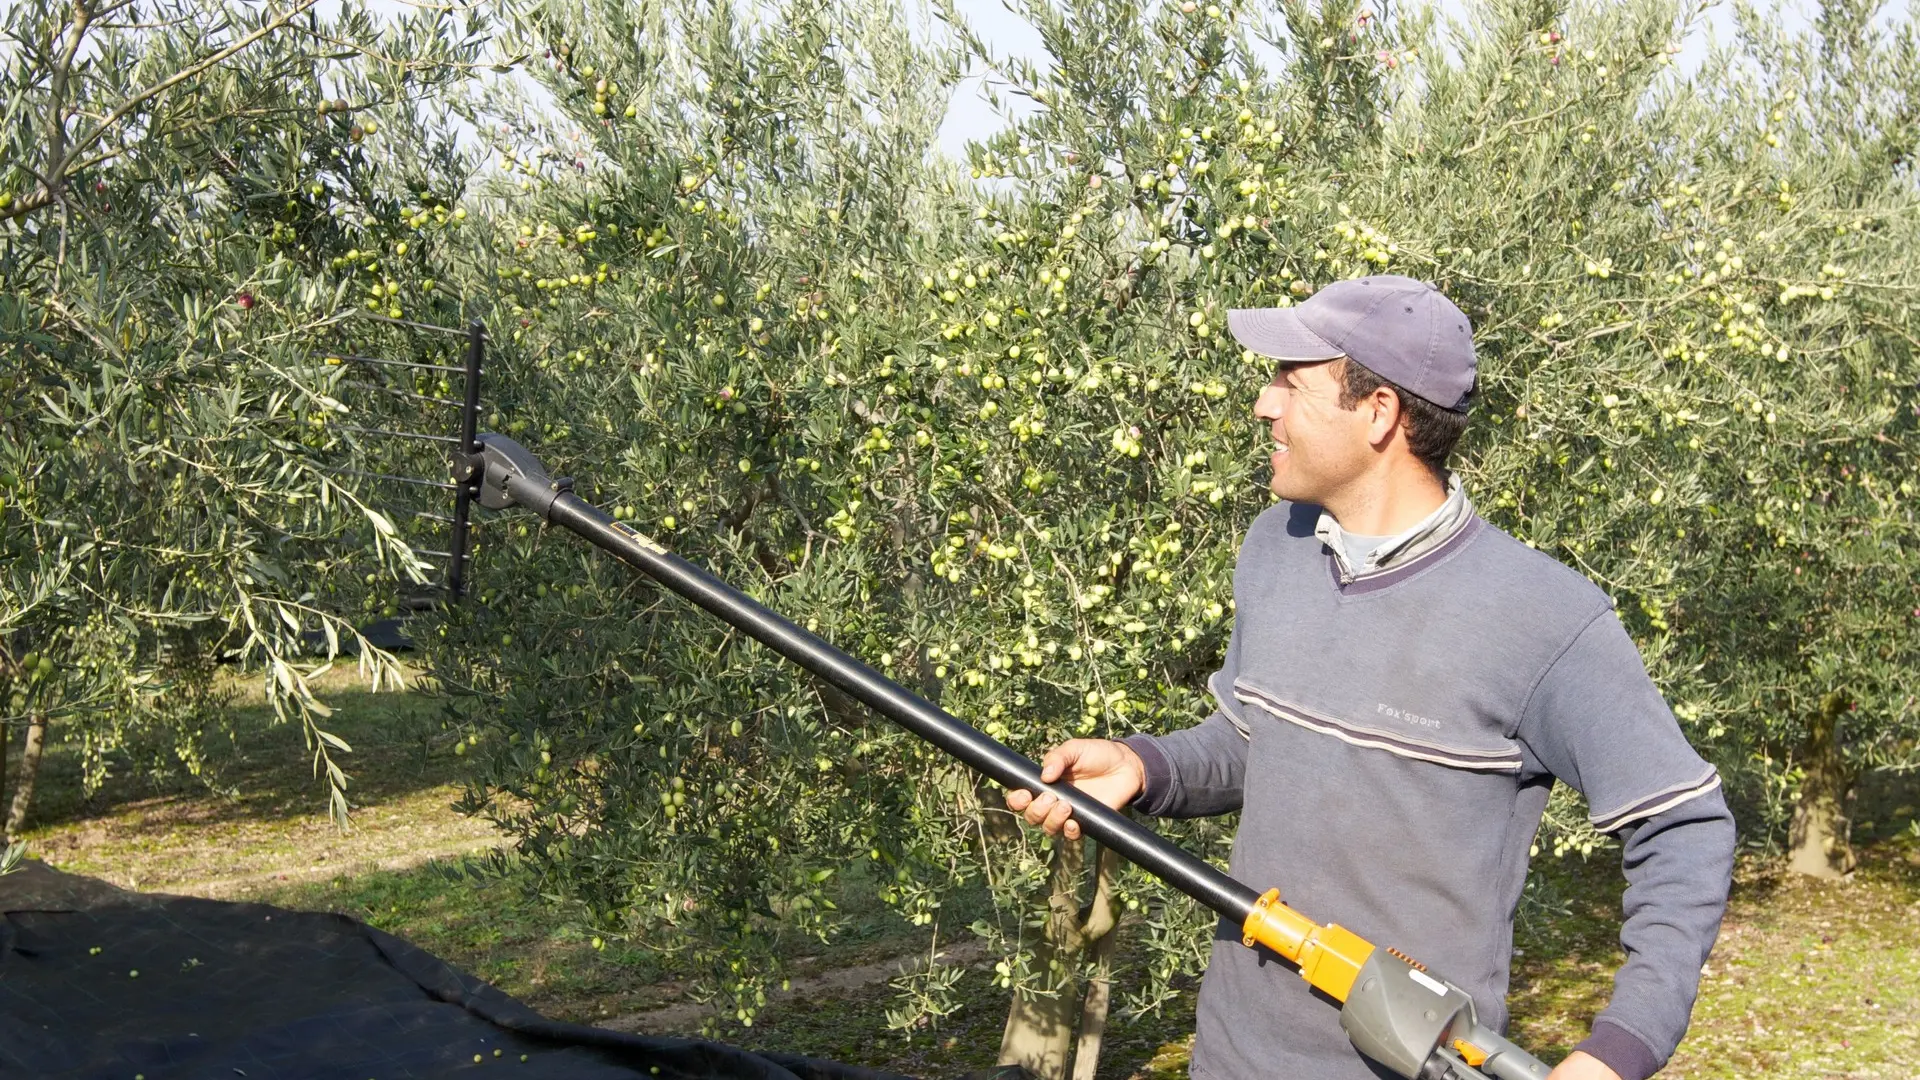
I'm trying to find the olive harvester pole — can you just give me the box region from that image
[463,432,1550,1080]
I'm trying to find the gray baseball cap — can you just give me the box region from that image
[1226,275,1477,411]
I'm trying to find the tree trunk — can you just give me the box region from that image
[4,711,47,839]
[0,712,10,841]
[1787,691,1856,879]
[996,839,1127,1080]
[976,771,1024,847]
[1069,844,1123,1080]
[997,836,1087,1080]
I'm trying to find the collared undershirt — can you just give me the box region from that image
[1338,530,1394,566]
[1315,471,1473,579]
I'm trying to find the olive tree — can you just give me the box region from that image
[417,0,1003,1035]
[0,0,489,833]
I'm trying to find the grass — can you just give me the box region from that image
[717,956,1199,1080]
[1511,837,1920,1080]
[239,848,1001,1031]
[15,659,493,894]
[12,665,1919,1078]
[1668,853,1920,1079]
[698,833,1920,1080]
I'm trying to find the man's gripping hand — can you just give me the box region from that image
[1003,739,1147,841]
[1545,1051,1623,1080]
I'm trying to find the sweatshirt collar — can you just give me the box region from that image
[1316,473,1475,582]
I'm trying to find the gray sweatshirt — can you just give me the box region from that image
[1121,495,1734,1080]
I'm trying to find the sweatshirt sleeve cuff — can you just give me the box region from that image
[1118,734,1172,814]
[1575,1020,1661,1080]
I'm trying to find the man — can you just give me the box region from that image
[1005,276,1735,1080]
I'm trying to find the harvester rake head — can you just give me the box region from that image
[306,311,486,647]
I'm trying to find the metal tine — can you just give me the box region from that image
[337,423,463,445]
[324,466,460,491]
[356,310,489,339]
[339,379,466,408]
[316,352,465,375]
[412,511,481,527]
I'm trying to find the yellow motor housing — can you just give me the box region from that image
[1240,887,1376,1002]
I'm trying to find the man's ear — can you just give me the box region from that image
[1366,386,1403,449]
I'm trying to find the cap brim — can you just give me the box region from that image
[1227,308,1344,363]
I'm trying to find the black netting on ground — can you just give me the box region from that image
[1,862,1008,1080]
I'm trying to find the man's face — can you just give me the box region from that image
[1252,359,1375,503]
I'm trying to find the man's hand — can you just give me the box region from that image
[1545,1051,1623,1080]
[1003,738,1147,840]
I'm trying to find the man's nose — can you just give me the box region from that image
[1254,383,1285,421]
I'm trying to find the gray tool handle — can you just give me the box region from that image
[1444,1019,1552,1080]
[1341,952,1551,1080]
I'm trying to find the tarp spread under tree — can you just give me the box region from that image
[0,862,1015,1080]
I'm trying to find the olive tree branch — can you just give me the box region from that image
[2,0,322,225]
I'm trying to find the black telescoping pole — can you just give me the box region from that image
[543,490,1264,924]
